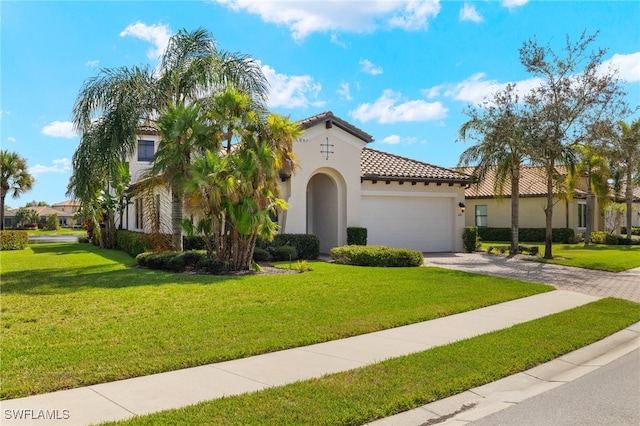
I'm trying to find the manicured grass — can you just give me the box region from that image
[480,242,640,272]
[0,243,552,399]
[108,298,640,426]
[25,228,86,236]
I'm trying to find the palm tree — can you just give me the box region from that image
[458,84,532,255]
[1,150,34,230]
[71,27,268,250]
[613,119,640,241]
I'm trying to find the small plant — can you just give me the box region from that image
[294,260,311,272]
[347,227,367,246]
[462,227,480,253]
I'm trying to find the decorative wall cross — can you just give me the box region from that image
[320,137,334,160]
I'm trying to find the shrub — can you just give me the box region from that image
[0,230,28,250]
[272,245,298,261]
[266,234,319,260]
[518,245,539,255]
[136,252,153,267]
[621,227,640,236]
[116,230,150,257]
[589,231,618,245]
[347,227,367,246]
[462,227,480,253]
[183,235,215,251]
[252,247,272,262]
[330,245,423,267]
[477,227,574,244]
[78,236,90,244]
[195,257,226,274]
[45,213,60,230]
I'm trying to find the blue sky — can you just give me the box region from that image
[1,0,639,207]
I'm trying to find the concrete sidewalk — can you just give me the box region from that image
[0,291,598,426]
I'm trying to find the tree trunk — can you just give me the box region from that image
[0,194,5,231]
[544,159,554,259]
[171,187,183,251]
[510,166,520,255]
[626,169,633,241]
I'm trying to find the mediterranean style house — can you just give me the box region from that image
[460,166,640,234]
[118,112,470,253]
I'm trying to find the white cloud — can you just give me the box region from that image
[424,84,443,98]
[29,158,72,175]
[330,32,348,48]
[41,121,77,139]
[502,0,529,9]
[460,3,483,23]
[85,59,100,67]
[360,58,384,75]
[350,89,448,124]
[120,22,172,59]
[214,0,440,41]
[0,110,10,118]
[7,136,16,143]
[600,52,640,82]
[440,72,544,105]
[261,64,323,108]
[337,82,352,101]
[389,0,441,31]
[382,134,401,144]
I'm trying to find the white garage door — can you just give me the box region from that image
[361,195,453,252]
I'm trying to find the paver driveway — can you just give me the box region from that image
[423,252,640,303]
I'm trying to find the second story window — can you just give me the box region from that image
[137,140,154,162]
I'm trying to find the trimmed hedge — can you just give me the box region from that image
[621,227,640,236]
[258,234,320,260]
[116,230,150,257]
[477,227,575,244]
[462,227,480,253]
[330,245,423,267]
[0,230,28,250]
[486,245,539,255]
[272,245,298,261]
[136,250,226,274]
[347,227,367,246]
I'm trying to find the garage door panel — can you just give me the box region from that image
[361,196,453,252]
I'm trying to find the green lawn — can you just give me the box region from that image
[108,298,640,426]
[480,242,640,272]
[0,243,552,399]
[25,228,86,237]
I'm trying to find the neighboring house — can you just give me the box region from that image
[118,112,470,253]
[3,205,75,228]
[459,165,634,235]
[51,200,82,226]
[609,185,640,230]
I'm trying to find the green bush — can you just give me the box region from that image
[183,235,215,251]
[272,245,298,261]
[260,234,320,260]
[0,230,28,250]
[330,245,423,267]
[116,230,150,257]
[477,227,574,244]
[346,227,367,246]
[589,231,618,245]
[519,245,539,255]
[252,247,272,262]
[462,227,480,253]
[45,213,60,230]
[195,257,226,274]
[621,227,640,237]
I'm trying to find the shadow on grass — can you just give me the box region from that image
[2,243,246,295]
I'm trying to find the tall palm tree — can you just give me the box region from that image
[613,119,640,241]
[70,27,268,250]
[458,84,532,255]
[1,150,34,230]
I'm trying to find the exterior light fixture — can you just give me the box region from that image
[458,202,466,213]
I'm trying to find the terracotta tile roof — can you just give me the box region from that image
[298,111,374,143]
[52,200,81,207]
[4,206,71,217]
[361,148,470,183]
[459,165,575,198]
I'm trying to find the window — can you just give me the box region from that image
[137,140,154,162]
[475,205,488,227]
[135,198,144,229]
[578,203,586,228]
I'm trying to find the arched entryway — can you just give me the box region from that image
[306,170,345,253]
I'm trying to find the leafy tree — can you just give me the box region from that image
[15,207,39,228]
[1,150,34,230]
[612,119,640,241]
[520,31,631,258]
[46,213,60,230]
[25,200,48,207]
[458,84,533,254]
[71,28,268,251]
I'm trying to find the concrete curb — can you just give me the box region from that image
[366,321,640,426]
